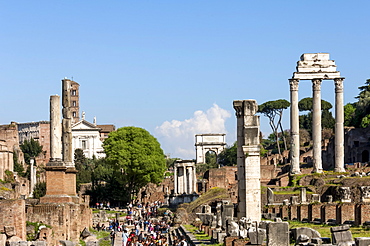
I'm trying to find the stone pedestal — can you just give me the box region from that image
[266,221,289,246]
[40,165,75,203]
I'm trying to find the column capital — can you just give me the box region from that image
[289,78,299,91]
[312,78,322,91]
[334,77,344,93]
[233,102,243,118]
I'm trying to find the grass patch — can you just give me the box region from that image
[288,220,370,238]
[180,187,229,213]
[90,228,110,239]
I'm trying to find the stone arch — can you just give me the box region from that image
[362,150,369,163]
[195,134,226,164]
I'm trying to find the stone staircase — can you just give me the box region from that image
[169,225,209,246]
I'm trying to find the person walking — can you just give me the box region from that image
[110,229,116,246]
[122,229,129,246]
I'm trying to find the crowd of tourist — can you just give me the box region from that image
[94,201,176,246]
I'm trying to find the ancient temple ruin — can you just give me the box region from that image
[169,160,199,206]
[290,53,345,174]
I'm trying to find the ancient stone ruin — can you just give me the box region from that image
[0,79,92,246]
[290,53,345,174]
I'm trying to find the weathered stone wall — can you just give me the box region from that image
[0,199,26,240]
[265,202,370,226]
[0,123,20,180]
[26,203,92,245]
[138,176,174,204]
[206,166,238,203]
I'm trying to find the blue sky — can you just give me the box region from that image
[1,1,370,159]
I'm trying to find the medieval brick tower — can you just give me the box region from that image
[70,80,80,124]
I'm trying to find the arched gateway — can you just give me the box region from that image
[195,134,226,164]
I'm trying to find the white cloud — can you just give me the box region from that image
[155,104,231,159]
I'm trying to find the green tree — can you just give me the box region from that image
[20,138,43,178]
[344,103,356,126]
[13,151,25,176]
[89,157,115,204]
[103,127,166,203]
[361,115,370,128]
[350,79,370,127]
[298,97,335,135]
[20,138,43,165]
[205,151,217,168]
[74,149,94,191]
[33,182,46,199]
[218,142,237,166]
[258,99,290,154]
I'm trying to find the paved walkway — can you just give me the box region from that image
[113,232,122,246]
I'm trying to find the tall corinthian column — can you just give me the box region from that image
[334,78,345,172]
[289,79,301,174]
[312,79,323,173]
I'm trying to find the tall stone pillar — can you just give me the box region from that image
[334,78,345,172]
[193,166,197,193]
[312,79,323,173]
[174,165,178,194]
[62,79,77,198]
[289,79,301,174]
[233,100,261,222]
[62,79,73,167]
[187,167,192,194]
[40,95,70,203]
[183,166,187,194]
[50,95,62,161]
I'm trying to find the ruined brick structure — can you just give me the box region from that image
[265,202,370,226]
[0,200,26,240]
[203,166,238,204]
[0,123,24,180]
[17,121,50,167]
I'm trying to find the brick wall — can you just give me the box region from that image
[0,199,26,239]
[27,202,92,245]
[355,204,370,226]
[289,205,298,220]
[309,204,321,221]
[298,205,309,221]
[321,204,336,223]
[337,203,355,224]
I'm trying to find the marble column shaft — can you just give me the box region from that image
[312,79,323,173]
[50,95,62,161]
[289,79,301,174]
[187,167,192,194]
[193,166,197,193]
[183,166,187,194]
[174,165,178,194]
[334,78,345,172]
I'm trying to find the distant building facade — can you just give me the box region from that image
[17,121,50,166]
[97,124,116,142]
[72,119,105,159]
